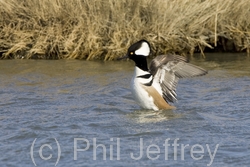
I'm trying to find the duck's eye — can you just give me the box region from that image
[130,52,133,55]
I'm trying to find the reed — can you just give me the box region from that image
[0,0,249,60]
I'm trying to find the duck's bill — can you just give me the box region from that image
[117,54,129,60]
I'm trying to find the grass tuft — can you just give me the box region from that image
[0,0,250,60]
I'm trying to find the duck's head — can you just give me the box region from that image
[119,39,151,71]
[127,39,150,60]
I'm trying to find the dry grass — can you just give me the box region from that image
[0,0,250,60]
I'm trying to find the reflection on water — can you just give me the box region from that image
[127,109,182,123]
[0,53,250,166]
[194,53,250,76]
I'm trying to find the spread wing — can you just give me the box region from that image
[149,54,207,103]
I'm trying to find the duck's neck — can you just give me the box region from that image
[134,56,149,72]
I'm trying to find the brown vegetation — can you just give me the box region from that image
[0,0,250,60]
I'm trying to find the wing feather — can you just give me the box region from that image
[150,54,207,103]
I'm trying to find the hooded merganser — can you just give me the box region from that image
[121,39,207,111]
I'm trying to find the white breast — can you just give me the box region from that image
[130,67,159,111]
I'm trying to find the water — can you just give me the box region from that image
[0,53,250,167]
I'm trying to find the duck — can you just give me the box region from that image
[120,39,208,111]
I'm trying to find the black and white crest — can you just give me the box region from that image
[127,39,150,57]
[126,40,151,71]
